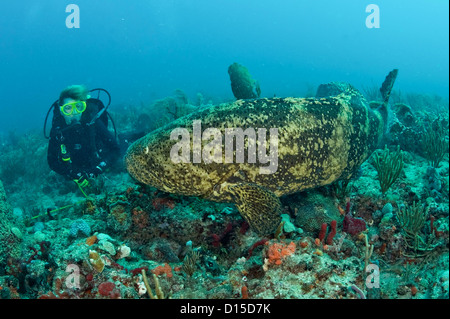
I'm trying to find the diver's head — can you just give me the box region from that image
[59,85,90,125]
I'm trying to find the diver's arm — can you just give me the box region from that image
[47,135,70,178]
[95,120,120,167]
[47,133,80,180]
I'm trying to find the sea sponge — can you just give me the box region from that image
[228,62,260,100]
[116,244,131,259]
[315,82,354,98]
[85,235,97,246]
[292,191,341,233]
[266,241,296,265]
[152,263,173,278]
[69,219,91,237]
[98,240,116,256]
[89,250,105,273]
[98,281,116,297]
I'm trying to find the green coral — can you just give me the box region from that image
[422,116,449,168]
[330,178,354,200]
[372,145,404,195]
[396,201,441,258]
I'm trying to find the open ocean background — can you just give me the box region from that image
[0,0,448,133]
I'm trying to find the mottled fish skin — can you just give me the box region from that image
[125,86,384,203]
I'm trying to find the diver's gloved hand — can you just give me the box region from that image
[87,161,107,178]
[73,173,90,188]
[73,172,94,198]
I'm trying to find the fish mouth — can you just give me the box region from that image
[124,141,165,188]
[125,154,156,186]
[124,142,150,183]
[124,151,142,183]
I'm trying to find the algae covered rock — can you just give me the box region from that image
[0,179,23,266]
[228,62,260,99]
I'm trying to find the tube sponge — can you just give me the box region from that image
[228,62,260,100]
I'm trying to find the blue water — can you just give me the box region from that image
[0,0,448,133]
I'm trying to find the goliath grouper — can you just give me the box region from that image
[125,69,398,235]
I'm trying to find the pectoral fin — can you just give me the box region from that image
[228,183,282,236]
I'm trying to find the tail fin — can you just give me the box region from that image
[377,69,398,128]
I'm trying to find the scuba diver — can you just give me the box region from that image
[46,85,120,195]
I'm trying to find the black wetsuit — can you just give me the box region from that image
[47,98,120,180]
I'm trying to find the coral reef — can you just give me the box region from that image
[0,180,23,268]
[0,90,448,300]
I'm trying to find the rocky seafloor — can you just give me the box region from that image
[0,96,448,300]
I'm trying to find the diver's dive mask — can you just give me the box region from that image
[60,100,87,116]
